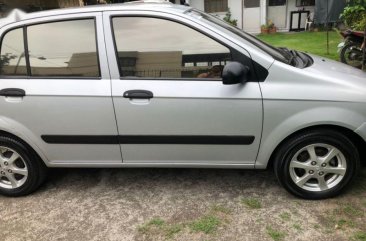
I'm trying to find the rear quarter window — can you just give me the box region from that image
[0,28,27,76]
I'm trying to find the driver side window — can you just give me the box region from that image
[112,17,232,80]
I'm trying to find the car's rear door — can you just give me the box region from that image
[103,11,263,166]
[0,12,122,166]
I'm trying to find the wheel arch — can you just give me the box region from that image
[265,124,366,170]
[0,129,49,167]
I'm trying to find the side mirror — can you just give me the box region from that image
[222,62,250,85]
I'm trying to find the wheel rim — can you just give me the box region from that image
[289,144,347,192]
[0,146,28,189]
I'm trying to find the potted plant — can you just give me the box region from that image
[261,24,269,34]
[268,20,277,34]
[261,20,277,34]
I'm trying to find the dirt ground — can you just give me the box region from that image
[0,167,365,241]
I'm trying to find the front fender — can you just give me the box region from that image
[255,103,366,169]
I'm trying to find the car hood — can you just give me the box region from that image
[263,53,366,103]
[305,54,366,82]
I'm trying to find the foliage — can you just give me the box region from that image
[352,231,366,241]
[261,20,276,30]
[340,4,366,30]
[354,14,366,31]
[223,8,237,27]
[0,53,16,75]
[348,0,366,7]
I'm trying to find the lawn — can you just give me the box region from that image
[257,31,342,61]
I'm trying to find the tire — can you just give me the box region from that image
[0,136,47,197]
[274,129,360,200]
[340,42,363,69]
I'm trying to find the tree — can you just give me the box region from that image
[341,0,366,30]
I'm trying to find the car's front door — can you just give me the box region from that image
[104,12,263,166]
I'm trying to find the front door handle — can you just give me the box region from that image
[123,90,153,99]
[0,88,26,97]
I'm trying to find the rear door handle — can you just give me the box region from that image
[123,90,153,99]
[0,88,26,97]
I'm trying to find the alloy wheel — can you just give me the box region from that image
[289,143,347,192]
[0,146,28,189]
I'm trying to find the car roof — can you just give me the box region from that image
[0,1,192,27]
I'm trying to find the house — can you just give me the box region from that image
[188,0,316,33]
[0,0,108,15]
[0,0,345,33]
[106,0,316,33]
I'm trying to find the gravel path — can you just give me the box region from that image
[1,168,365,241]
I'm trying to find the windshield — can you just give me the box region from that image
[187,9,289,64]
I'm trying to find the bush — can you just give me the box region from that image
[223,8,237,27]
[340,4,366,30]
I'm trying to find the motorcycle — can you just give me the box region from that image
[338,29,365,69]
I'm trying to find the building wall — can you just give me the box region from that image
[0,0,82,10]
[189,0,314,33]
[58,0,84,8]
[190,0,243,28]
[285,0,314,30]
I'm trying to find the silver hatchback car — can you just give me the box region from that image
[0,2,365,199]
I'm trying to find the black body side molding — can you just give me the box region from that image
[41,135,255,145]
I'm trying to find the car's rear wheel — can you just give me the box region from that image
[274,129,359,199]
[0,136,47,197]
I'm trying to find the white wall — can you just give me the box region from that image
[188,0,315,32]
[189,0,242,28]
[189,0,204,10]
[268,5,288,30]
[228,0,243,29]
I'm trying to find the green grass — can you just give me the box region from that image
[165,224,183,239]
[341,204,364,217]
[138,218,183,239]
[257,31,342,61]
[211,204,232,214]
[353,231,366,241]
[266,226,287,241]
[241,198,262,209]
[293,224,302,231]
[279,212,291,222]
[138,218,165,234]
[189,215,221,234]
[313,224,321,229]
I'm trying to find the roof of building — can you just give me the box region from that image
[0,1,192,27]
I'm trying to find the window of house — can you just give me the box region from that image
[0,28,27,76]
[244,0,260,8]
[296,0,315,6]
[26,19,100,77]
[204,0,228,13]
[112,17,231,79]
[269,0,286,6]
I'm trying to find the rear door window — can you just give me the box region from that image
[27,19,100,77]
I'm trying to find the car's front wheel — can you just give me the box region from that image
[274,129,360,199]
[0,136,47,197]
